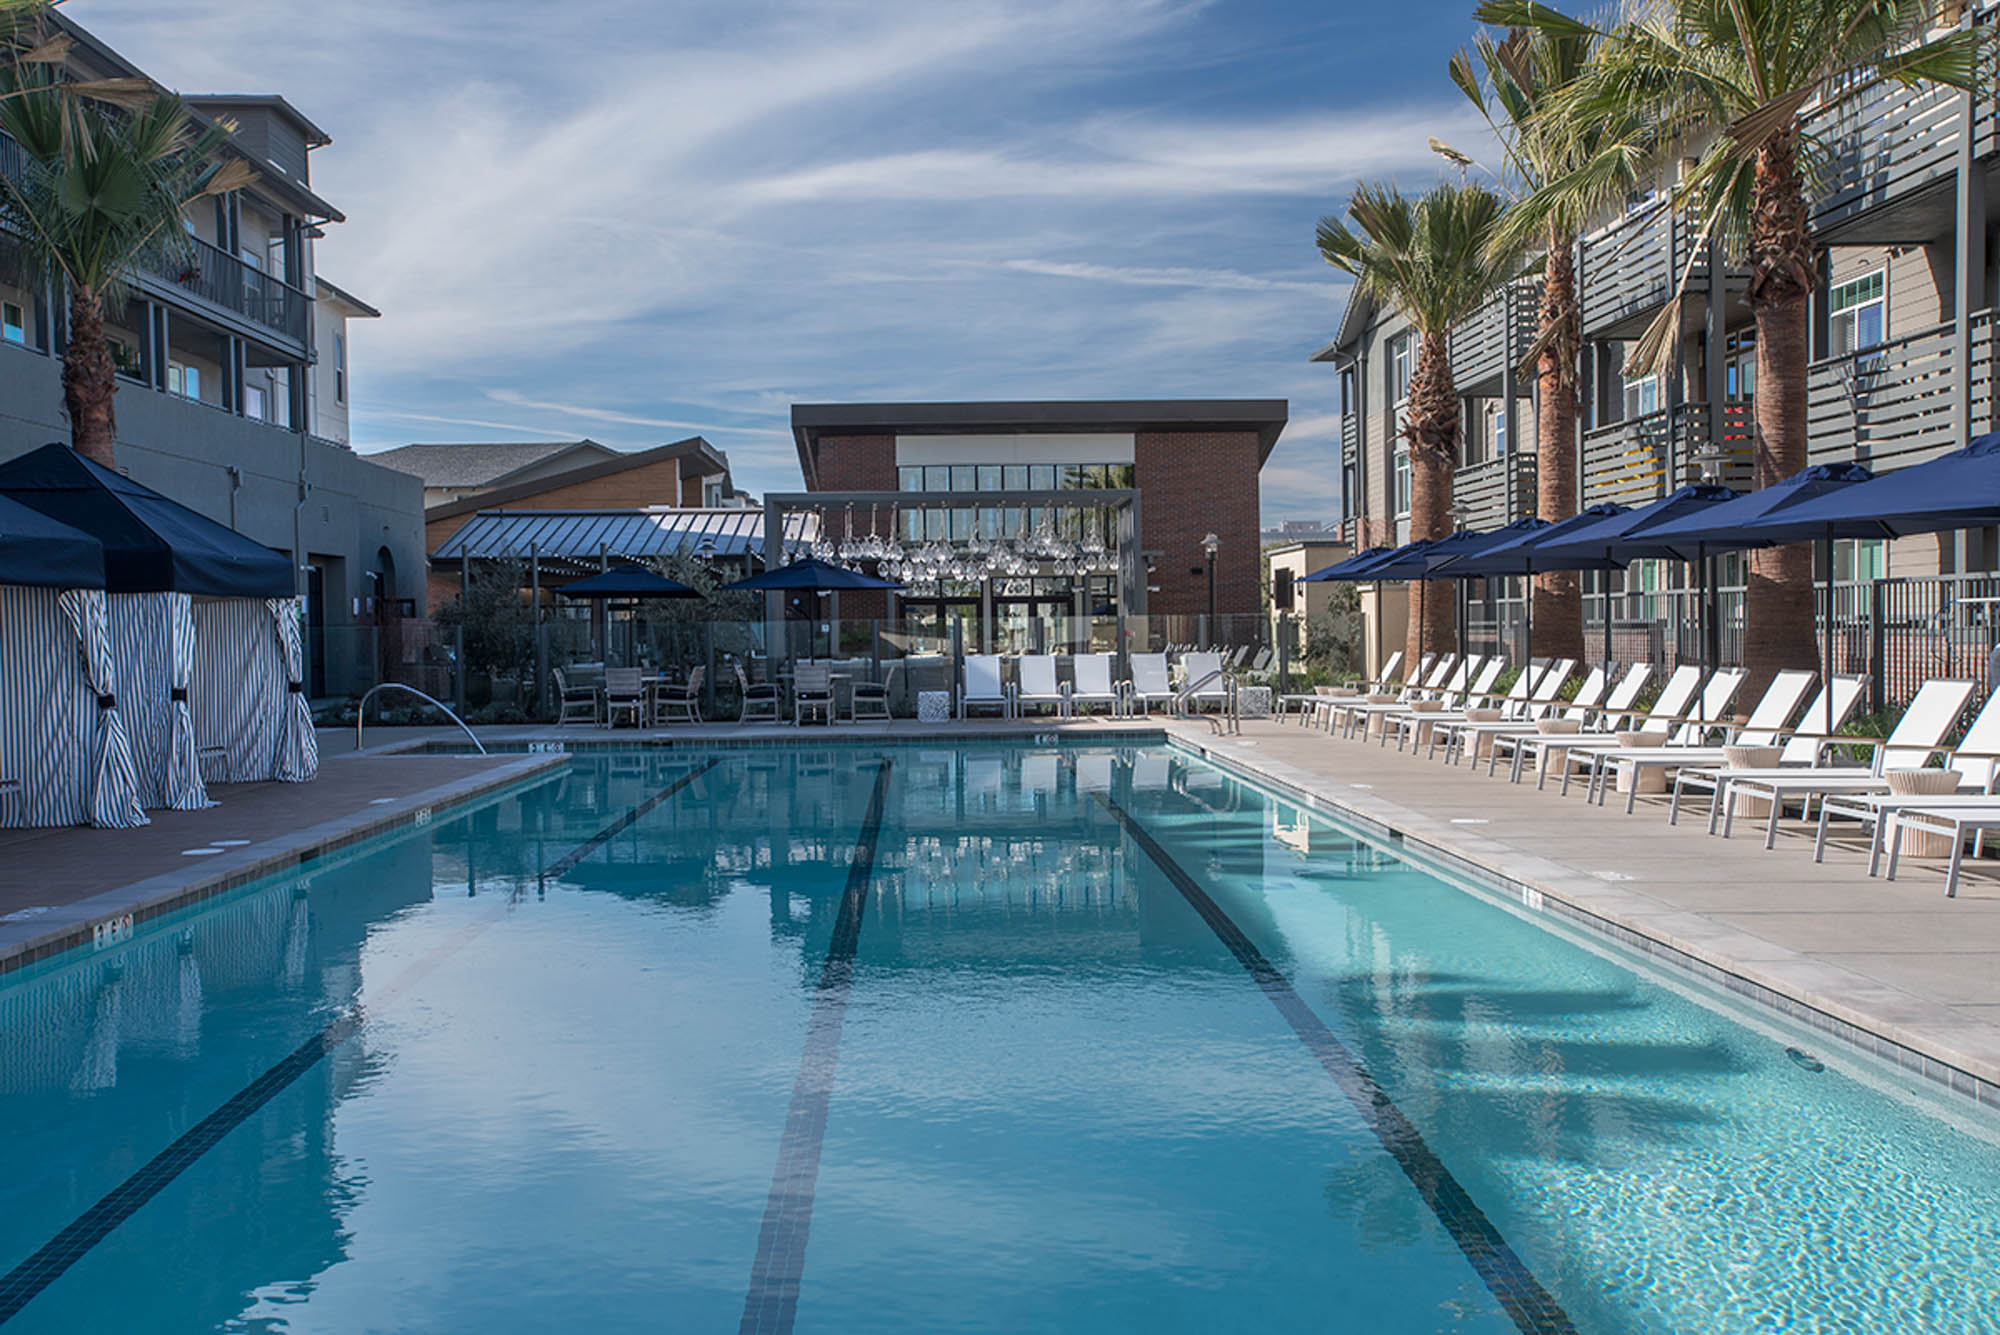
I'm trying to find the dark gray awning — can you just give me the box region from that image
[431,509,817,564]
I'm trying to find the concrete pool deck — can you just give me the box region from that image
[1168,718,2000,1109]
[0,747,567,976]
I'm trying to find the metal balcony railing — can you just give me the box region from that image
[1452,453,1538,531]
[1806,320,1965,469]
[1339,413,1358,467]
[1577,202,1716,336]
[0,132,311,347]
[1447,284,1537,394]
[1580,401,1753,506]
[1807,74,1962,235]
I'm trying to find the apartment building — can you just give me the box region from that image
[1321,40,2000,620]
[0,13,421,696]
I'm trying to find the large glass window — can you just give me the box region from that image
[1830,271,1886,356]
[1394,450,1412,518]
[1,301,24,345]
[1028,464,1056,491]
[1002,464,1028,490]
[950,464,976,492]
[1834,538,1887,583]
[924,465,951,491]
[899,466,923,491]
[976,464,1002,491]
[1622,372,1659,420]
[1388,333,1413,405]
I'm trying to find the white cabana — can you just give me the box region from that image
[107,591,210,810]
[0,585,146,829]
[191,596,318,785]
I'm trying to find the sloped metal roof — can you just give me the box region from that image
[432,509,817,562]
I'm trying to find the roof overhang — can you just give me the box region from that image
[790,399,1289,488]
[423,436,732,523]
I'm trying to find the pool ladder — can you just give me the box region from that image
[355,683,489,755]
[1170,669,1240,736]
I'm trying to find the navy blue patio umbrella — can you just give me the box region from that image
[558,565,703,599]
[1640,463,1882,732]
[1518,485,1741,670]
[0,493,106,589]
[1424,517,1548,662]
[719,557,902,593]
[1765,433,2000,540]
[1300,545,1395,582]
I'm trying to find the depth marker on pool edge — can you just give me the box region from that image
[1086,780,1579,1335]
[0,760,722,1327]
[738,758,894,1335]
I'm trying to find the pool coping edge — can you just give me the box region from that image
[0,753,570,980]
[1170,732,2000,1114]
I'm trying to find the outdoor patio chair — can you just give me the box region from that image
[1429,658,1575,763]
[604,668,645,728]
[1125,654,1176,714]
[1512,663,1704,787]
[1177,652,1228,712]
[1381,657,1508,751]
[1549,667,1744,798]
[959,655,1012,719]
[849,663,899,721]
[1453,662,1610,772]
[1070,653,1123,716]
[1713,677,1977,848]
[652,665,704,725]
[1016,654,1067,717]
[1582,668,1813,812]
[734,662,781,723]
[1798,680,2000,865]
[1324,652,1458,735]
[1336,655,1478,741]
[554,668,599,726]
[794,661,836,726]
[1286,649,1406,725]
[1666,674,1866,828]
[1883,799,2000,897]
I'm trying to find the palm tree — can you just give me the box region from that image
[0,23,249,467]
[1317,181,1518,666]
[1447,23,1629,663]
[1479,0,1990,692]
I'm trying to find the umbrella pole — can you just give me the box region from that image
[1524,566,1534,667]
[1823,526,1835,735]
[1601,566,1612,670]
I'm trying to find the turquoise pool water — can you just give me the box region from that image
[1,743,1998,1333]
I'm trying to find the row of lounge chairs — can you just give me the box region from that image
[1293,649,2000,897]
[958,651,1230,719]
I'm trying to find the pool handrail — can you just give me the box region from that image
[355,683,489,755]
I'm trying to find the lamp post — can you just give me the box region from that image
[1202,532,1220,648]
[1448,500,1473,659]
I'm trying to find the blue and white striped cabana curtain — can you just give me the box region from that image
[107,591,208,810]
[270,598,317,782]
[0,584,147,828]
[191,596,316,785]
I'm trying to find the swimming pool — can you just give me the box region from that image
[2,742,1997,1333]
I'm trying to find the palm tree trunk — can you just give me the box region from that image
[1534,224,1585,660]
[62,284,118,469]
[1405,330,1459,666]
[1743,126,1818,700]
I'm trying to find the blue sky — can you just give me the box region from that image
[75,0,1487,524]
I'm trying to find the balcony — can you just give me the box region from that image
[1807,75,1961,240]
[0,132,310,350]
[1580,402,1753,506]
[1448,284,1537,395]
[1806,320,1971,469]
[1452,453,1538,531]
[1577,201,1713,337]
[1340,412,1358,468]
[135,235,310,348]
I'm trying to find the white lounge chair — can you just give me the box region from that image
[1381,657,1507,751]
[1070,653,1124,716]
[1126,654,1176,714]
[1452,663,1609,771]
[1335,655,1472,740]
[1323,653,1456,735]
[1178,652,1227,712]
[959,654,1012,719]
[1517,663,1700,789]
[1716,677,1977,848]
[1809,681,2000,866]
[1884,800,2000,897]
[1430,658,1575,763]
[1286,649,1408,726]
[1584,668,1814,812]
[1565,668,1747,801]
[1671,674,1867,827]
[1016,654,1067,717]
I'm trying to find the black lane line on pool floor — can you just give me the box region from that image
[738,758,894,1335]
[541,759,720,881]
[0,759,722,1327]
[1088,785,1580,1335]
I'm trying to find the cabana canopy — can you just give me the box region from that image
[1301,545,1394,582]
[1432,504,1629,577]
[0,494,105,589]
[1639,464,1878,549]
[0,444,293,597]
[720,558,901,592]
[1734,435,2000,540]
[557,565,703,599]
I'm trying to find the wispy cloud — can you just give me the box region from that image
[68,0,1482,524]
